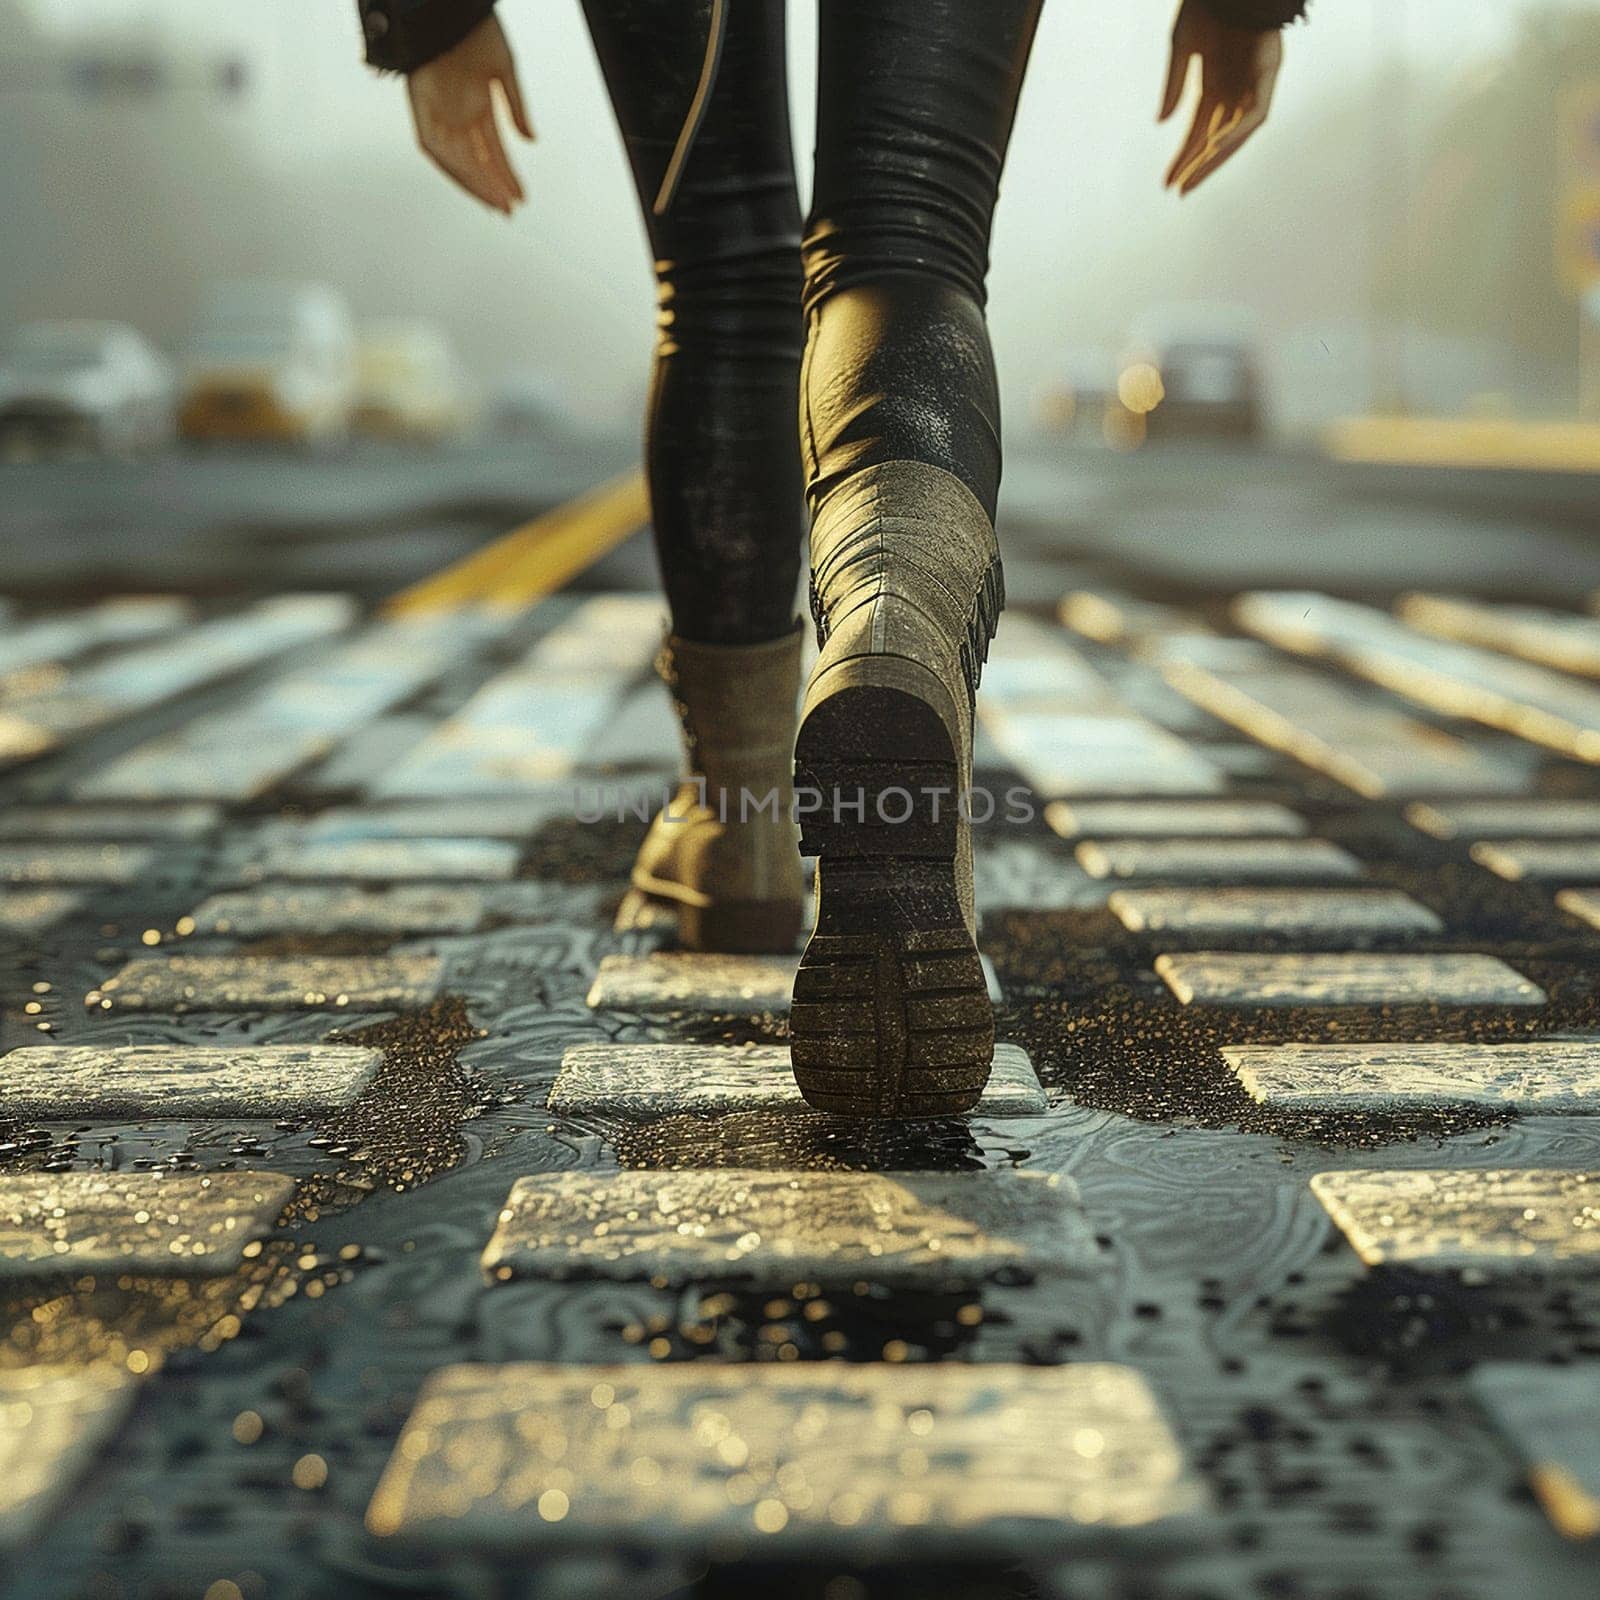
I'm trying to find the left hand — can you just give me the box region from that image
[1159,1,1283,196]
[406,14,533,215]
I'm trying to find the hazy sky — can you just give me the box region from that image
[11,0,1573,422]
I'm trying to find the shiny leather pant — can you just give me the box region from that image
[581,0,1042,644]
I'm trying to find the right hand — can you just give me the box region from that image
[1159,0,1283,196]
[406,15,533,215]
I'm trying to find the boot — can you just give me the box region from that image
[615,622,806,954]
[789,460,1004,1118]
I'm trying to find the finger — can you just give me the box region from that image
[1177,105,1266,194]
[1253,47,1282,121]
[471,116,524,207]
[1165,93,1220,187]
[1179,114,1262,193]
[1179,97,1234,180]
[423,130,511,213]
[1172,97,1242,187]
[483,115,525,202]
[445,133,512,212]
[1159,42,1193,122]
[496,72,535,141]
[1171,126,1227,193]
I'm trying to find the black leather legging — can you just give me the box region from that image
[581,0,1041,644]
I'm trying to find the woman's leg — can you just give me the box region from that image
[583,0,809,952]
[580,0,804,644]
[789,0,1042,1114]
[801,0,1040,517]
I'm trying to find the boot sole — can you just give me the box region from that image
[790,659,993,1118]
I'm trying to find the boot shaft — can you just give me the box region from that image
[808,460,1004,710]
[657,622,804,795]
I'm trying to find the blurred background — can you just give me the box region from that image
[5,0,1600,600]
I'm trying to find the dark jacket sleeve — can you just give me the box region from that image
[358,0,498,74]
[1198,0,1308,26]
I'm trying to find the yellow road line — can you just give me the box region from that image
[383,468,648,617]
[1326,416,1600,474]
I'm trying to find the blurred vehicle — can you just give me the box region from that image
[1120,304,1264,440]
[353,320,471,442]
[0,320,174,455]
[180,281,356,446]
[1035,347,1119,437]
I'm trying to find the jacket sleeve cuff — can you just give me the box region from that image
[359,0,498,74]
[1196,0,1308,27]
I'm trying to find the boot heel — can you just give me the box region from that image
[793,656,964,860]
[679,897,805,955]
[789,665,993,1119]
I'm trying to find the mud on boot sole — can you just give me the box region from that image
[790,677,994,1118]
